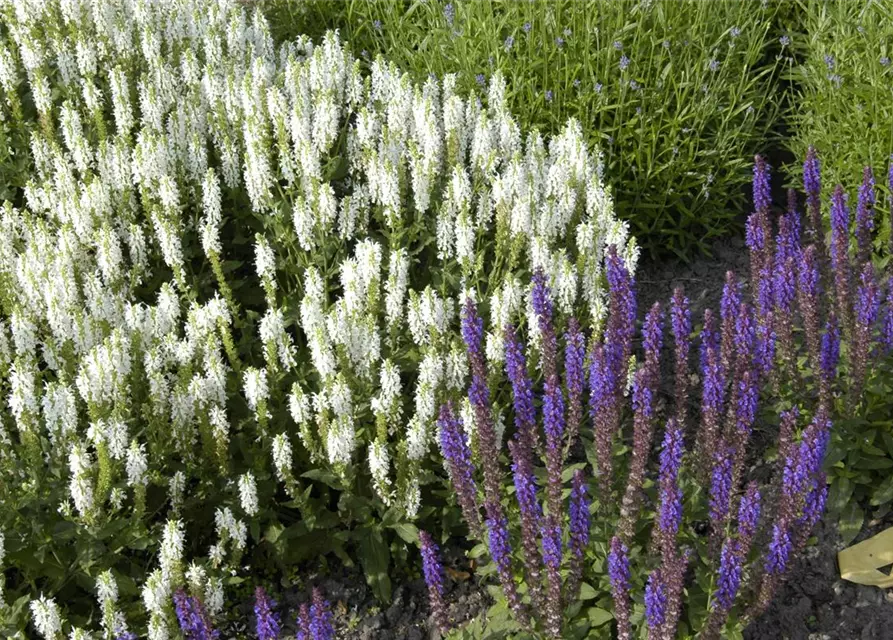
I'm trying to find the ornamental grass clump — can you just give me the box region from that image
[420,151,893,638]
[0,0,638,634]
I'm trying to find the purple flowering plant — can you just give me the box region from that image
[417,151,893,638]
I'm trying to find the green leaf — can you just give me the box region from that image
[468,543,488,559]
[357,526,392,603]
[838,503,864,546]
[870,474,893,506]
[301,469,344,490]
[390,522,419,545]
[578,582,598,601]
[587,607,614,627]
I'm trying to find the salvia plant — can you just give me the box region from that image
[0,0,638,636]
[417,152,893,638]
[288,0,786,259]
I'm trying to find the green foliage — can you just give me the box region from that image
[276,0,787,259]
[787,0,893,213]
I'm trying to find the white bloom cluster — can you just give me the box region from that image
[0,0,638,630]
[30,595,63,640]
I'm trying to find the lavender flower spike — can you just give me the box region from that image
[419,530,449,635]
[851,263,880,409]
[486,515,528,626]
[856,166,876,266]
[437,402,481,535]
[644,569,668,632]
[671,288,691,426]
[830,185,852,330]
[563,318,586,457]
[310,588,335,640]
[509,438,544,613]
[608,537,632,640]
[804,146,822,243]
[702,540,742,639]
[567,469,590,601]
[254,587,281,640]
[296,603,311,640]
[883,277,893,353]
[657,418,684,552]
[504,324,537,454]
[174,590,218,640]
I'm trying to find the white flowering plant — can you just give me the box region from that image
[290,0,786,260]
[0,0,636,635]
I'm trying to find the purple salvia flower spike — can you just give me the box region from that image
[738,481,761,549]
[720,272,741,375]
[563,318,586,457]
[671,288,692,426]
[797,245,824,404]
[697,309,724,477]
[310,588,334,640]
[254,587,281,640]
[820,313,840,392]
[437,402,481,536]
[540,520,563,638]
[297,603,311,640]
[608,537,632,640]
[804,146,822,244]
[644,569,668,632]
[851,262,880,409]
[856,166,876,266]
[765,524,792,576]
[504,324,538,455]
[709,442,734,538]
[486,515,527,625]
[567,469,590,601]
[830,185,852,331]
[657,418,684,550]
[462,298,501,516]
[753,154,772,216]
[883,277,893,353]
[509,438,544,613]
[619,367,657,540]
[419,530,449,635]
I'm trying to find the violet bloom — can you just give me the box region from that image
[509,439,544,612]
[830,185,852,327]
[567,469,590,600]
[608,537,632,640]
[437,402,481,535]
[309,589,334,640]
[735,370,758,436]
[658,419,684,543]
[714,539,742,612]
[698,309,725,474]
[765,524,792,575]
[720,272,742,372]
[531,270,558,380]
[419,530,449,635]
[797,245,823,378]
[804,146,822,241]
[569,470,590,560]
[852,263,880,407]
[486,515,526,623]
[296,603,311,640]
[254,587,281,640]
[174,590,218,640]
[755,318,776,379]
[116,633,138,640]
[671,288,692,423]
[753,155,771,215]
[563,318,586,454]
[644,569,667,631]
[738,482,761,546]
[643,302,664,367]
[709,443,733,529]
[856,166,876,265]
[883,278,893,352]
[820,313,840,386]
[504,324,537,451]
